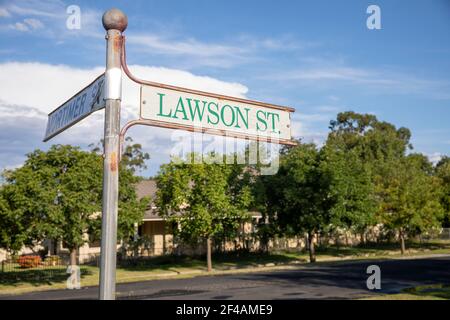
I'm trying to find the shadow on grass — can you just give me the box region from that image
[118,255,204,272]
[213,250,303,266]
[312,240,450,258]
[118,251,306,272]
[0,266,93,287]
[117,240,450,272]
[403,284,450,300]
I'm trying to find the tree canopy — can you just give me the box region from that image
[155,152,252,270]
[0,142,149,263]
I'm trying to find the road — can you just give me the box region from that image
[2,255,450,300]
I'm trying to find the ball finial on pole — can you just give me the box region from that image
[102,8,128,32]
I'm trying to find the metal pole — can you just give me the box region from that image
[99,8,127,300]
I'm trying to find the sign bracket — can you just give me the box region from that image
[120,37,295,113]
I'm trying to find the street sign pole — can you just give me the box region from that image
[99,8,127,300]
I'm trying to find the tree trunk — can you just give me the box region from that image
[360,232,365,245]
[399,231,406,255]
[70,248,78,266]
[308,232,316,263]
[206,237,212,272]
[335,233,340,249]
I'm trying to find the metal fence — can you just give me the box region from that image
[439,228,450,240]
[0,255,68,282]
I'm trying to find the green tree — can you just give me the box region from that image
[327,111,416,246]
[328,111,412,164]
[378,155,443,253]
[0,190,30,253]
[1,145,102,264]
[267,143,333,262]
[1,144,149,264]
[436,156,450,227]
[324,115,382,243]
[155,153,252,271]
[320,145,377,244]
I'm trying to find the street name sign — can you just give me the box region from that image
[139,85,295,145]
[43,74,106,141]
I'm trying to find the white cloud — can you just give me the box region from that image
[293,112,333,123]
[128,34,247,59]
[284,67,374,82]
[0,1,304,69]
[9,18,44,31]
[0,8,11,17]
[6,2,59,18]
[316,105,341,113]
[262,65,450,100]
[127,34,251,69]
[427,152,443,165]
[0,102,46,119]
[9,22,29,32]
[291,117,327,146]
[0,0,303,68]
[0,62,105,111]
[0,62,248,113]
[126,33,306,69]
[125,64,248,98]
[289,107,343,146]
[0,101,48,171]
[24,18,44,29]
[0,1,104,41]
[328,95,340,102]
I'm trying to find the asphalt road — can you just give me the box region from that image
[2,255,450,300]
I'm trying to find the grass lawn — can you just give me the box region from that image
[363,284,450,300]
[1,239,449,296]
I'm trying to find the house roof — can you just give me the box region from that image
[135,179,161,220]
[136,179,157,200]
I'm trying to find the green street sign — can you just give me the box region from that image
[140,84,295,145]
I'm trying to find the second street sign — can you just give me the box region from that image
[140,84,295,145]
[44,74,106,141]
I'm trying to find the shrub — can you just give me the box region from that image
[43,255,62,266]
[17,255,42,268]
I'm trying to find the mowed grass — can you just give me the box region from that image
[270,239,450,264]
[1,239,450,296]
[363,284,450,300]
[0,251,304,295]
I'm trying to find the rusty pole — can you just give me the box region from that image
[99,8,127,300]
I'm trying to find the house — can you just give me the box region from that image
[135,179,171,255]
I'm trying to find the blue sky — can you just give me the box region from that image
[0,0,449,176]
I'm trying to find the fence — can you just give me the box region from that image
[439,228,450,240]
[0,255,69,282]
